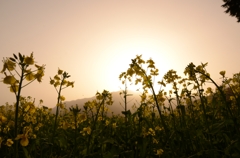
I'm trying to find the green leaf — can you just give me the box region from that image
[19,52,23,62]
[22,146,31,158]
[9,57,16,62]
[13,53,18,60]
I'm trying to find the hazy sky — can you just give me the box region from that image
[0,0,239,108]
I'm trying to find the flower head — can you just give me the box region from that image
[15,127,31,146]
[112,123,117,128]
[220,71,226,77]
[2,75,17,85]
[1,59,16,72]
[156,148,164,156]
[80,127,91,136]
[24,53,34,65]
[58,68,63,75]
[6,139,14,147]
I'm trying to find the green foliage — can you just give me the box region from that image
[1,53,240,157]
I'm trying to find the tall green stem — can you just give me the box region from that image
[14,64,25,158]
[135,62,168,134]
[149,83,169,134]
[52,81,63,143]
[86,98,105,155]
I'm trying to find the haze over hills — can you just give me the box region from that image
[51,90,176,115]
[52,90,143,115]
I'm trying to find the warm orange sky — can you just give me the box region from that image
[0,0,240,108]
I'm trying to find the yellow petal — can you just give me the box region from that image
[20,135,29,146]
[1,63,7,73]
[6,139,14,147]
[25,72,35,81]
[58,68,63,75]
[24,53,34,65]
[15,134,24,140]
[6,59,16,71]
[54,75,60,80]
[10,84,19,93]
[3,76,17,85]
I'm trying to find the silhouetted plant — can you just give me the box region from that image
[1,52,45,158]
[222,0,240,22]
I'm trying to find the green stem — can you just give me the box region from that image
[74,114,77,155]
[51,78,64,145]
[145,77,169,138]
[87,98,106,155]
[14,64,25,158]
[132,60,169,135]
[195,70,234,121]
[193,75,208,125]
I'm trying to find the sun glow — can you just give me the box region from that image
[103,40,172,94]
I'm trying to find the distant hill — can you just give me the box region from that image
[51,90,176,115]
[51,90,142,115]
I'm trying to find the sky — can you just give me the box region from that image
[0,0,239,108]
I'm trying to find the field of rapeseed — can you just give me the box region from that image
[0,53,240,158]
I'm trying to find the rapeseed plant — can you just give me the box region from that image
[0,53,240,157]
[50,68,74,145]
[1,52,45,158]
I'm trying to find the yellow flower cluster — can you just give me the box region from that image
[15,126,31,146]
[1,53,45,93]
[80,127,91,136]
[147,128,155,136]
[50,68,74,88]
[156,148,164,156]
[112,122,117,128]
[119,55,159,91]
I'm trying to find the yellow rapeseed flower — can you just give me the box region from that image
[54,81,60,87]
[127,68,134,77]
[15,133,29,146]
[35,69,44,82]
[158,81,166,87]
[206,87,213,94]
[148,128,155,136]
[78,114,87,122]
[6,139,14,147]
[155,126,163,131]
[140,93,147,102]
[105,120,109,126]
[119,72,126,80]
[50,78,55,85]
[67,81,74,88]
[112,123,117,128]
[60,96,65,101]
[24,53,34,65]
[146,59,155,68]
[150,69,159,76]
[1,59,16,72]
[153,138,159,144]
[156,149,164,156]
[220,71,226,77]
[57,102,65,109]
[62,79,67,86]
[0,115,7,123]
[25,72,35,81]
[135,78,142,85]
[54,75,60,81]
[85,127,91,135]
[3,75,17,85]
[98,116,103,121]
[58,68,63,75]
[10,84,19,93]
